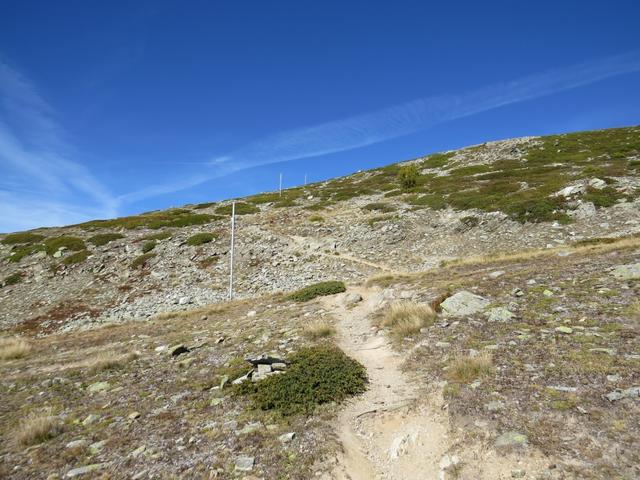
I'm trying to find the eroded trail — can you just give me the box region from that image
[323,286,450,480]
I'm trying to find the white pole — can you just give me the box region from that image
[304,173,307,186]
[279,173,282,196]
[228,201,236,300]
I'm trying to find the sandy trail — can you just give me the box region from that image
[323,286,549,480]
[323,286,450,480]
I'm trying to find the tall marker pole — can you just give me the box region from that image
[304,173,307,186]
[279,173,283,196]
[228,201,236,300]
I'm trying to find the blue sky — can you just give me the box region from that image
[1,1,640,232]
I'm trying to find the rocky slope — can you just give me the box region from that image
[1,125,640,479]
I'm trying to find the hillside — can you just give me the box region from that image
[1,125,639,479]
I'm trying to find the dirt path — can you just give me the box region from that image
[322,286,450,480]
[323,286,550,480]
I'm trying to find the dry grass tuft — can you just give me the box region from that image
[85,351,138,373]
[447,352,493,383]
[15,408,64,446]
[381,302,436,336]
[303,320,336,340]
[0,337,32,360]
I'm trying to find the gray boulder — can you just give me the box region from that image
[611,263,640,280]
[441,291,490,317]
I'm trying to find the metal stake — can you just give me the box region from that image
[228,201,236,300]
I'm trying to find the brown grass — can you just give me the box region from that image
[381,302,436,336]
[84,351,138,373]
[14,408,63,446]
[447,352,493,383]
[0,337,32,360]
[303,320,336,340]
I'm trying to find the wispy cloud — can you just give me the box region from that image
[121,50,640,203]
[0,59,117,232]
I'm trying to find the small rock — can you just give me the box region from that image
[87,382,110,394]
[130,445,146,458]
[66,439,87,449]
[178,296,191,305]
[486,400,504,412]
[611,263,640,280]
[511,469,526,478]
[604,386,640,402]
[89,440,106,454]
[170,344,190,357]
[344,292,363,305]
[279,432,296,443]
[495,431,528,448]
[489,270,505,279]
[66,464,106,478]
[542,289,554,297]
[234,456,255,472]
[247,310,257,317]
[486,307,514,322]
[82,414,101,426]
[128,411,140,420]
[555,326,573,334]
[512,288,524,297]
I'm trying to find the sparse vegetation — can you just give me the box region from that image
[141,232,172,241]
[0,337,32,360]
[6,243,46,263]
[131,252,156,269]
[88,233,124,246]
[363,202,395,213]
[398,164,421,189]
[381,302,436,336]
[14,409,63,446]
[3,272,23,286]
[85,351,138,373]
[215,202,259,215]
[1,232,45,245]
[308,215,324,223]
[238,346,367,416]
[186,232,218,246]
[62,249,89,266]
[141,241,157,253]
[303,320,336,339]
[287,281,346,302]
[44,236,85,255]
[446,352,493,383]
[80,210,217,230]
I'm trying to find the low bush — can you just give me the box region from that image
[1,232,45,245]
[44,236,85,255]
[85,351,138,373]
[398,164,421,189]
[447,352,493,383]
[141,241,156,253]
[186,232,218,246]
[287,281,346,302]
[0,337,32,360]
[6,244,45,263]
[215,202,259,216]
[3,272,23,286]
[131,252,156,269]
[362,202,396,213]
[62,250,89,266]
[308,215,324,223]
[237,346,367,416]
[381,302,436,336]
[88,233,124,246]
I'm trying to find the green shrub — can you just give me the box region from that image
[80,211,217,230]
[409,194,447,210]
[62,250,89,266]
[238,346,367,416]
[44,236,85,256]
[215,202,259,215]
[398,164,421,189]
[141,241,156,253]
[3,272,23,286]
[362,202,396,213]
[7,244,45,263]
[1,232,45,245]
[141,232,172,241]
[88,233,124,246]
[131,253,156,269]
[308,215,324,223]
[287,281,346,302]
[186,232,217,246]
[193,202,215,209]
[421,152,452,169]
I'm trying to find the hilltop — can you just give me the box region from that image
[1,125,639,479]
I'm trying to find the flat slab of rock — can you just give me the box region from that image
[611,263,640,280]
[343,292,363,305]
[66,463,106,478]
[495,431,528,448]
[441,291,490,317]
[234,455,255,472]
[604,386,640,402]
[486,307,514,322]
